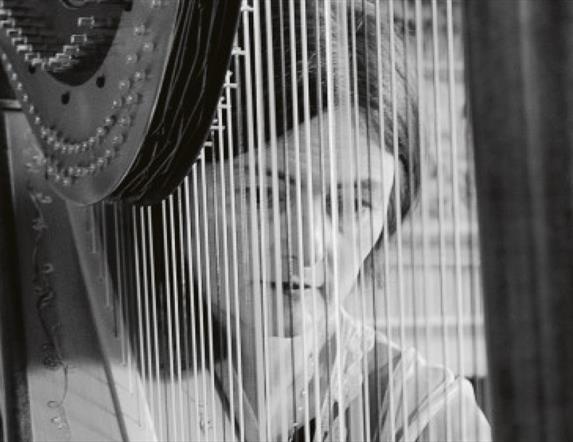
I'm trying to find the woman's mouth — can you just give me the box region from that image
[263,280,327,337]
[268,279,315,295]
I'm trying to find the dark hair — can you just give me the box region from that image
[225,0,420,238]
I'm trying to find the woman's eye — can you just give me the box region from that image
[244,187,279,207]
[354,197,371,213]
[325,195,371,218]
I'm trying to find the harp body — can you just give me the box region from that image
[4,0,572,441]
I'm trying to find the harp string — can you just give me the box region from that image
[323,0,347,437]
[131,206,145,427]
[199,151,220,440]
[214,100,237,440]
[239,4,269,439]
[138,206,157,434]
[445,0,466,438]
[144,204,163,438]
[413,0,434,439]
[348,2,369,440]
[261,0,289,439]
[182,176,204,442]
[251,1,275,438]
[275,1,300,438]
[299,0,326,438]
[429,0,450,439]
[175,185,192,441]
[388,0,411,438]
[112,205,125,363]
[372,1,396,440]
[338,0,366,439]
[223,60,247,442]
[209,132,224,441]
[191,163,210,441]
[123,203,135,395]
[170,192,187,437]
[285,0,313,438]
[401,0,423,438]
[160,199,178,439]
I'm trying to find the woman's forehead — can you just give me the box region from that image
[230,113,391,185]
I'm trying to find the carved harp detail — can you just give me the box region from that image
[8,0,568,440]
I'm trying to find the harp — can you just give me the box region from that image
[0,0,569,441]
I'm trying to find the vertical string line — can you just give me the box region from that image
[299,0,324,438]
[191,163,210,442]
[199,150,219,440]
[146,205,164,439]
[313,0,335,433]
[374,1,395,440]
[120,204,135,395]
[161,199,179,441]
[176,186,192,441]
[446,0,466,437]
[132,206,146,428]
[261,1,289,439]
[215,102,237,441]
[286,0,312,439]
[324,0,346,437]
[168,192,186,439]
[251,2,274,438]
[414,0,433,437]
[209,129,226,441]
[431,1,451,439]
[224,59,246,441]
[102,204,111,309]
[139,206,156,432]
[338,1,366,439]
[400,0,420,437]
[276,0,299,434]
[241,4,268,439]
[388,0,409,439]
[183,176,204,442]
[112,204,124,358]
[349,2,373,439]
[234,26,255,437]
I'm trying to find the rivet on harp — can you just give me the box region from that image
[133,24,147,36]
[0,18,15,28]
[71,34,88,45]
[15,44,32,54]
[231,46,245,57]
[223,70,237,89]
[240,2,254,13]
[82,0,130,4]
[77,16,117,29]
[63,45,81,56]
[12,35,47,45]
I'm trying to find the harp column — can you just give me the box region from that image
[0,71,30,441]
[466,1,573,441]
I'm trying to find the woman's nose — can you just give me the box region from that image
[301,197,324,268]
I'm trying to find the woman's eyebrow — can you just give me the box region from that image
[266,168,296,187]
[337,180,376,194]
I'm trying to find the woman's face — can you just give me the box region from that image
[190,109,395,339]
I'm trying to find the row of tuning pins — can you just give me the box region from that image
[0,0,126,72]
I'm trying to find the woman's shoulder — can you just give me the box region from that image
[363,339,491,441]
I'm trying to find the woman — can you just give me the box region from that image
[187,1,490,440]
